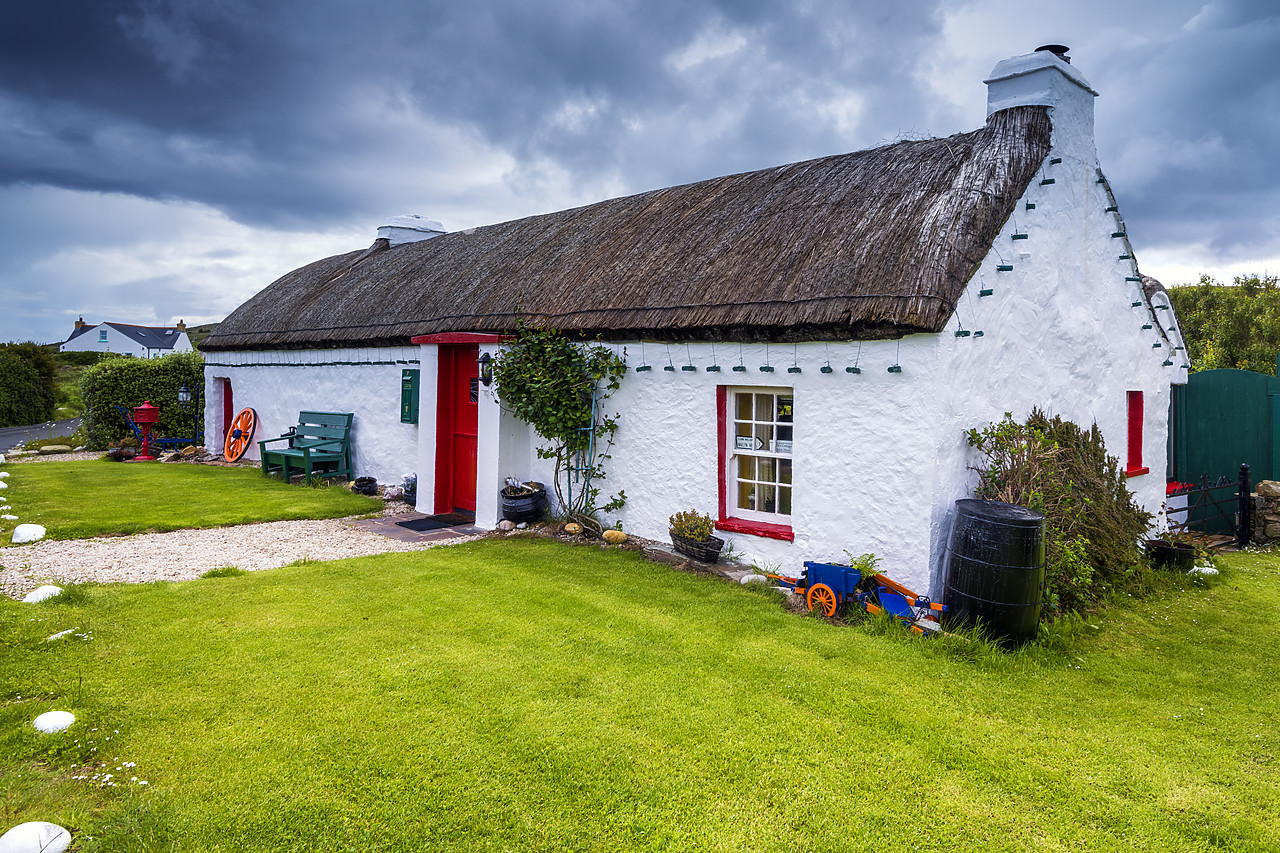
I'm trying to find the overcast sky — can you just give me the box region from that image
[1,0,1276,345]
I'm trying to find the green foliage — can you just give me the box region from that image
[80,351,205,449]
[54,350,122,367]
[0,342,58,428]
[669,509,714,540]
[967,410,1152,615]
[841,551,881,579]
[1168,273,1280,373]
[490,324,628,530]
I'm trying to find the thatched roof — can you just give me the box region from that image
[202,105,1052,351]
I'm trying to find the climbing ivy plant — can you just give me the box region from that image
[490,324,628,531]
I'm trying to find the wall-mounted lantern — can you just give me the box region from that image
[478,352,494,386]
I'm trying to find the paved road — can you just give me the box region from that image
[0,417,82,452]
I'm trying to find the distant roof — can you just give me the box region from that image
[65,322,186,350]
[203,105,1052,351]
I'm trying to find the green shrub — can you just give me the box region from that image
[0,342,58,427]
[81,351,205,449]
[967,410,1152,616]
[55,350,125,367]
[669,510,714,540]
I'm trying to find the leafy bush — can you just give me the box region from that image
[669,510,714,540]
[967,410,1152,615]
[55,350,124,367]
[80,351,205,449]
[0,342,58,427]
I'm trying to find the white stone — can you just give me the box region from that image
[46,628,77,642]
[0,453,6,464]
[0,481,7,490]
[12,524,45,544]
[0,821,71,853]
[740,574,769,584]
[0,471,9,477]
[1,515,17,521]
[22,585,62,603]
[33,711,75,733]
[1189,564,1219,577]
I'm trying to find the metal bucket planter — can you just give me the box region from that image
[1145,539,1197,572]
[501,482,547,523]
[670,532,725,563]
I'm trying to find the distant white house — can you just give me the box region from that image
[61,319,194,359]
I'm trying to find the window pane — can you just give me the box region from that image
[777,396,793,423]
[760,484,777,513]
[779,486,791,515]
[756,394,772,422]
[777,425,793,443]
[755,424,773,451]
[737,455,755,479]
[738,482,755,511]
[780,458,792,484]
[758,457,777,483]
[736,392,753,420]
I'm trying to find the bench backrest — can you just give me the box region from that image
[295,411,353,444]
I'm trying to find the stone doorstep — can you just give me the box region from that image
[346,513,483,543]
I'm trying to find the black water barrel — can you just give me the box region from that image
[944,499,1046,644]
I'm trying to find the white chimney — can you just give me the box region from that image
[985,45,1098,162]
[377,214,447,247]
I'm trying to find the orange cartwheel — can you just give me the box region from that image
[223,407,258,462]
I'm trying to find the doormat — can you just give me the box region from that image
[395,512,476,532]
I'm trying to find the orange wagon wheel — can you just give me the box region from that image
[223,407,258,462]
[806,583,840,618]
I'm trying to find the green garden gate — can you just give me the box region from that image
[1169,361,1280,512]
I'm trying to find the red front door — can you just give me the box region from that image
[434,345,479,513]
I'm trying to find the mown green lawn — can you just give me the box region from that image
[2,537,1276,852]
[0,460,381,541]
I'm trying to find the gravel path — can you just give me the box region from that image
[0,518,480,600]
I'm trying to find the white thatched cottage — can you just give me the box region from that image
[200,47,1187,594]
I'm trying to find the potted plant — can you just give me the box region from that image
[1144,534,1198,571]
[501,479,548,522]
[669,510,725,563]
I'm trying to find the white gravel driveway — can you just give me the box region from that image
[0,517,477,600]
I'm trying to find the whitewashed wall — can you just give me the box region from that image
[203,347,420,483]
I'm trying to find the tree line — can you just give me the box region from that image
[1168,274,1280,375]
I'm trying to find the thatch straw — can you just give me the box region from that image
[203,105,1051,351]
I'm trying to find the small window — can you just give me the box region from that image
[716,386,795,541]
[1126,390,1148,477]
[98,329,108,342]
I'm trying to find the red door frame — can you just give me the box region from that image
[433,345,479,513]
[220,378,234,443]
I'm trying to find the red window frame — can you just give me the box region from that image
[715,386,795,541]
[1125,390,1149,477]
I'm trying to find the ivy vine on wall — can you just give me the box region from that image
[490,324,627,531]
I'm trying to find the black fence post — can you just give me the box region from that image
[1238,463,1252,547]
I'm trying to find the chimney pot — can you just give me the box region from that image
[1035,44,1071,63]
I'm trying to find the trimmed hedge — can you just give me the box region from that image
[81,351,205,449]
[0,342,58,427]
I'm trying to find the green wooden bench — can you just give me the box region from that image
[258,411,354,484]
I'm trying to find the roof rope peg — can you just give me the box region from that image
[733,343,747,373]
[820,343,834,374]
[1011,216,1029,241]
[846,340,862,374]
[682,343,697,372]
[635,341,651,372]
[888,340,903,373]
[788,343,802,374]
[1039,155,1062,186]
[706,342,721,372]
[993,245,1014,273]
[760,343,775,373]
[977,272,994,298]
[663,344,676,372]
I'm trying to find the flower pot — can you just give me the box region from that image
[670,532,725,563]
[501,482,547,522]
[1146,539,1196,572]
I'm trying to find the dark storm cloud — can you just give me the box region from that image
[0,0,943,228]
[1092,0,1280,261]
